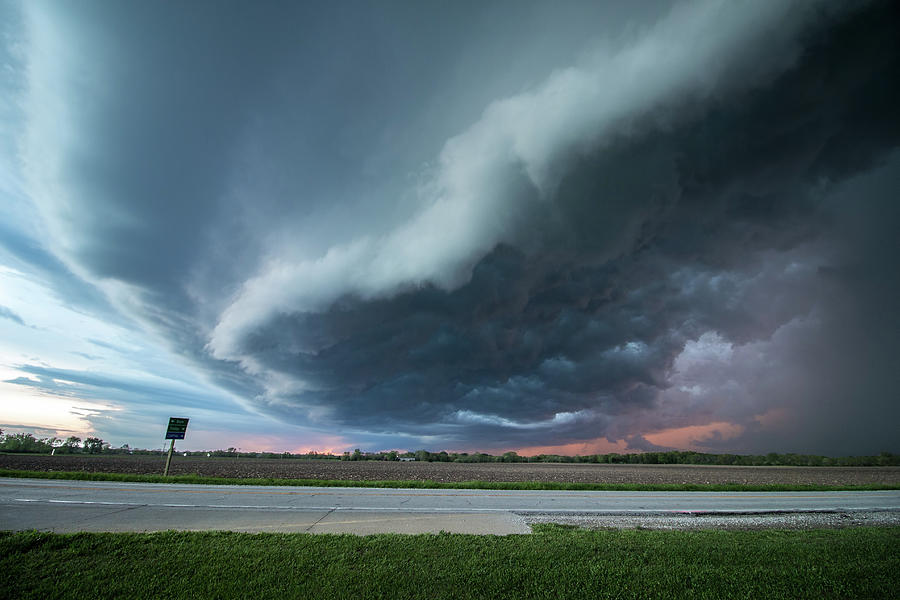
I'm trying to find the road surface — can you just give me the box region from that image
[2,478,897,534]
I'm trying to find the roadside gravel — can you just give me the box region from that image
[522,510,900,530]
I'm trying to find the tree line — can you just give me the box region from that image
[338,449,900,467]
[1,430,897,466]
[0,431,109,454]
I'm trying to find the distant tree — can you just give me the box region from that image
[500,451,521,463]
[54,436,83,454]
[83,437,105,454]
[0,433,53,453]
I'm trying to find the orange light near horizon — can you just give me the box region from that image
[511,437,629,456]
[644,421,745,450]
[754,407,793,428]
[183,432,353,455]
[288,445,347,455]
[0,376,116,437]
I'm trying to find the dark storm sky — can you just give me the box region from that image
[1,0,898,454]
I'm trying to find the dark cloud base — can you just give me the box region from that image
[230,1,900,453]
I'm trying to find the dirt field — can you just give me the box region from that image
[2,454,899,485]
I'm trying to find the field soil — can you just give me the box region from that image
[2,454,899,485]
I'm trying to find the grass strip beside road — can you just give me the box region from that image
[2,526,897,599]
[2,468,899,491]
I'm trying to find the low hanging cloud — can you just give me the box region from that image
[207,0,831,361]
[10,0,900,454]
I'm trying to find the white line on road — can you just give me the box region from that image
[11,497,898,514]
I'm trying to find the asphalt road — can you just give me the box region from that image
[2,478,898,535]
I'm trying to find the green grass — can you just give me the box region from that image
[2,468,898,492]
[1,526,897,599]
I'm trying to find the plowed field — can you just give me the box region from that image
[2,454,898,485]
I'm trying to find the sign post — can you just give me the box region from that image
[163,417,189,477]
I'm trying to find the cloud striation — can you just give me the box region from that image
[11,0,900,453]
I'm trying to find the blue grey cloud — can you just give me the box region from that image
[0,305,25,326]
[6,0,899,454]
[6,364,237,411]
[0,222,120,319]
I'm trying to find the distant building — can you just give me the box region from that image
[398,457,416,462]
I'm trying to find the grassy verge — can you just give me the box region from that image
[2,468,899,491]
[1,526,897,599]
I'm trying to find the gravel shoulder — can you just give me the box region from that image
[523,511,900,530]
[2,454,899,486]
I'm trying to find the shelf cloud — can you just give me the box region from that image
[4,0,898,453]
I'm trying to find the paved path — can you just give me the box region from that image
[2,478,897,535]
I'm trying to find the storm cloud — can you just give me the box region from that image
[5,0,899,453]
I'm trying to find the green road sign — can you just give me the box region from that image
[165,417,189,440]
